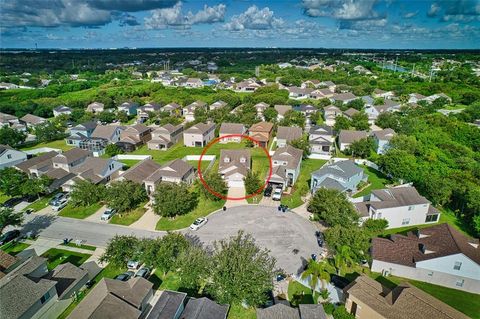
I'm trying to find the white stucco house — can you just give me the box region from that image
[371,223,480,294]
[0,145,27,169]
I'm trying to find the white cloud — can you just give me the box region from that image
[144,2,226,29]
[403,11,418,18]
[223,5,285,31]
[302,0,381,20]
[428,3,441,17]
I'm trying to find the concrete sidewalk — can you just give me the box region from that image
[130,207,160,231]
[23,237,98,256]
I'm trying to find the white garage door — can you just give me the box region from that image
[228,180,244,187]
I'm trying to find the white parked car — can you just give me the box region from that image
[101,208,117,221]
[272,187,283,201]
[52,197,68,211]
[127,260,140,270]
[190,217,208,231]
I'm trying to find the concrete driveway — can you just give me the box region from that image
[225,186,247,207]
[186,205,320,275]
[130,207,160,231]
[85,205,108,222]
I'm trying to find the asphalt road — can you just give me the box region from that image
[19,205,319,275]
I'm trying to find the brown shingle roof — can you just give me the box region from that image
[20,114,46,125]
[15,151,58,172]
[0,251,17,272]
[370,186,430,209]
[91,125,124,140]
[219,123,245,135]
[249,122,273,133]
[338,130,369,144]
[344,275,470,319]
[276,126,302,142]
[53,148,90,164]
[121,159,162,184]
[145,159,193,182]
[372,223,480,267]
[184,122,215,135]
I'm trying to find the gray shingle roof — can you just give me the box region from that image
[146,290,187,319]
[338,130,369,145]
[276,126,302,142]
[121,159,162,184]
[299,304,327,319]
[180,297,229,319]
[312,160,363,180]
[370,186,430,209]
[256,304,300,319]
[219,123,245,135]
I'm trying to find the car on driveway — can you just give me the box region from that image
[2,197,23,208]
[315,231,324,247]
[52,197,68,212]
[190,217,208,231]
[135,267,150,278]
[0,230,21,245]
[115,271,135,281]
[49,192,68,206]
[127,260,140,269]
[272,187,282,201]
[101,208,117,221]
[263,185,273,197]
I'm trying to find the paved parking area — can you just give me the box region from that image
[187,205,320,275]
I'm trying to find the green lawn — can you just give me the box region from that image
[158,271,182,291]
[23,193,57,212]
[58,203,103,219]
[119,159,142,169]
[61,242,97,251]
[1,242,30,255]
[41,248,91,270]
[188,160,211,173]
[156,196,225,231]
[21,139,73,151]
[110,206,147,226]
[228,304,257,319]
[281,159,327,208]
[288,280,320,306]
[0,192,11,204]
[353,165,390,198]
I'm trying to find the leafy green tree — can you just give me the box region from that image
[117,111,129,123]
[142,233,190,275]
[0,167,28,197]
[280,110,306,128]
[347,98,365,111]
[301,259,335,293]
[324,225,371,261]
[307,188,359,227]
[100,235,140,267]
[152,183,198,217]
[332,246,355,276]
[351,112,370,131]
[0,126,26,147]
[334,116,351,131]
[199,172,227,201]
[207,231,276,306]
[70,180,105,207]
[177,245,212,293]
[20,176,51,199]
[105,180,147,213]
[0,207,24,234]
[96,111,116,123]
[345,137,375,158]
[373,97,385,105]
[378,149,418,182]
[362,218,389,236]
[333,306,356,319]
[244,171,262,195]
[105,144,123,157]
[34,121,66,142]
[375,112,401,131]
[289,136,311,159]
[263,107,278,122]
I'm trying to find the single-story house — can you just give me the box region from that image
[310,160,366,194]
[338,130,369,151]
[276,126,302,148]
[0,145,27,169]
[53,105,72,117]
[20,114,47,128]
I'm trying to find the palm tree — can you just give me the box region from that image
[0,207,24,234]
[333,245,356,276]
[301,258,336,296]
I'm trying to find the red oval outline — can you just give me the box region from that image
[198,134,273,201]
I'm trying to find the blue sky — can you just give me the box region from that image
[1,0,479,49]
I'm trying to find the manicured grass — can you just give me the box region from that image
[228,304,257,319]
[58,203,103,219]
[156,196,225,231]
[21,139,73,151]
[41,248,91,270]
[369,273,480,319]
[353,165,390,198]
[119,159,142,168]
[1,242,30,255]
[288,280,320,306]
[188,160,211,172]
[23,193,57,212]
[61,242,97,251]
[110,206,147,226]
[281,159,327,208]
[158,271,181,291]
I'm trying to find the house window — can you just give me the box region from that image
[456,279,464,287]
[408,206,414,211]
[401,218,410,225]
[425,214,439,223]
[40,291,51,304]
[454,261,462,270]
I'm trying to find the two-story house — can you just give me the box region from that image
[183,123,216,147]
[66,121,97,147]
[310,160,366,194]
[137,103,161,123]
[147,124,183,150]
[62,157,123,191]
[254,102,269,120]
[268,145,303,190]
[370,223,480,294]
[293,104,316,118]
[353,185,441,229]
[323,105,342,126]
[0,145,27,169]
[330,92,357,105]
[364,99,401,123]
[274,105,292,121]
[276,126,302,148]
[308,125,335,155]
[219,123,246,143]
[338,130,369,151]
[219,149,251,187]
[184,78,204,88]
[372,128,396,154]
[249,122,274,148]
[51,148,91,172]
[183,101,207,122]
[116,124,152,152]
[372,88,395,99]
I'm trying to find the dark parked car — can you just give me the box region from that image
[115,271,135,281]
[0,230,21,245]
[135,267,151,278]
[263,185,273,197]
[315,231,324,247]
[2,197,23,208]
[331,274,351,289]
